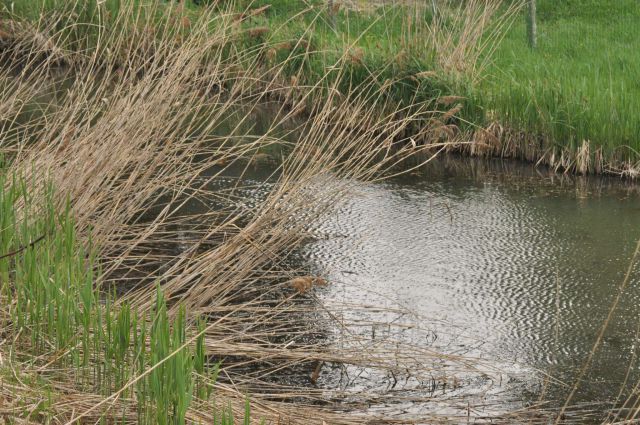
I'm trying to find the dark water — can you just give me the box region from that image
[297,156,640,415]
[188,152,640,419]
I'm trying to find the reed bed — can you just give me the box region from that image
[0,1,536,423]
[0,0,621,424]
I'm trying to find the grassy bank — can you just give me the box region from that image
[192,0,640,177]
[224,0,640,175]
[4,0,636,176]
[483,0,640,174]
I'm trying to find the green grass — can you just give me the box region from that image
[482,0,640,157]
[238,0,471,107]
[5,0,638,170]
[0,170,247,424]
[239,0,640,168]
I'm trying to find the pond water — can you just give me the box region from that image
[191,150,640,420]
[295,155,640,418]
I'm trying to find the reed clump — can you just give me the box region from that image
[0,172,233,424]
[0,1,565,424]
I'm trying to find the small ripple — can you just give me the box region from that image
[303,168,640,403]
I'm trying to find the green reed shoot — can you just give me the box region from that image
[0,171,246,424]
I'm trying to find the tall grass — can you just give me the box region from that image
[8,0,635,177]
[231,0,518,117]
[0,172,236,424]
[479,0,640,175]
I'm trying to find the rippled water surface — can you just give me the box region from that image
[298,156,640,409]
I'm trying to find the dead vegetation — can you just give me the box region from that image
[461,121,640,177]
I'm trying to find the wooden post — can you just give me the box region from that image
[328,0,336,30]
[526,0,537,49]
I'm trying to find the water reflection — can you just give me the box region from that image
[302,156,640,409]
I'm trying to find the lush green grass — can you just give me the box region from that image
[238,0,474,111]
[482,0,640,156]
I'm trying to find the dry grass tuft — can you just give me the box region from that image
[288,276,328,294]
[396,0,523,84]
[247,26,270,38]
